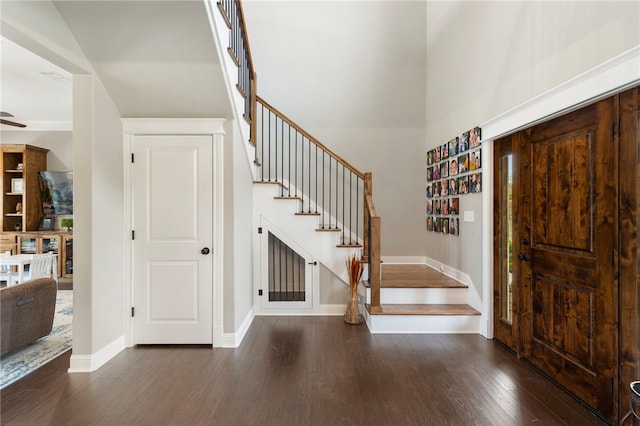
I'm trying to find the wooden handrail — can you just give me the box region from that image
[236,0,255,80]
[257,95,365,180]
[365,194,377,217]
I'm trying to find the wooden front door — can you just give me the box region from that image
[495,97,619,420]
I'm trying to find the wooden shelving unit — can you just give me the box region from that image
[1,144,48,232]
[12,231,73,278]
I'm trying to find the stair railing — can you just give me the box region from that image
[256,96,365,245]
[217,0,257,143]
[216,0,382,311]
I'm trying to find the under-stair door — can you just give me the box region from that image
[131,134,213,344]
[259,222,313,311]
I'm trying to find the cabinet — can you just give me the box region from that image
[1,144,48,232]
[13,231,73,278]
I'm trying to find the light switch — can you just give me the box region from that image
[463,211,475,223]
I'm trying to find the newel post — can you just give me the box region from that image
[363,172,372,261]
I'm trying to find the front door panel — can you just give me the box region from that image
[520,99,617,418]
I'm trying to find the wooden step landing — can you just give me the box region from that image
[365,303,480,316]
[381,264,466,289]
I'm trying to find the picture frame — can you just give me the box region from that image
[11,178,24,194]
[39,216,54,231]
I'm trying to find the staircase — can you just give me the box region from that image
[361,264,480,333]
[208,0,482,333]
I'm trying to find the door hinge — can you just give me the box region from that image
[131,307,135,317]
[258,289,263,296]
[132,230,135,240]
[258,227,262,234]
[308,261,317,266]
[131,153,135,163]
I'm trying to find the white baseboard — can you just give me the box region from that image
[68,335,125,373]
[255,304,346,316]
[222,308,255,348]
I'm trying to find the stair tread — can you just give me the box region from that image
[381,264,466,289]
[366,303,480,316]
[316,227,341,232]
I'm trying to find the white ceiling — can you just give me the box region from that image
[2,0,427,133]
[1,0,233,132]
[1,36,72,130]
[242,0,427,129]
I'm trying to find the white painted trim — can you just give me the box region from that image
[481,142,494,339]
[222,308,255,348]
[380,256,427,264]
[479,46,639,339]
[481,45,640,141]
[68,335,125,373]
[211,130,225,347]
[121,118,225,135]
[122,134,134,348]
[424,256,482,313]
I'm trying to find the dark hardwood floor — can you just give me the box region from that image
[1,317,606,426]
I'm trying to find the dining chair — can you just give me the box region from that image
[0,264,18,286]
[10,252,57,285]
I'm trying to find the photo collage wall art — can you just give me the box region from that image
[426,126,481,235]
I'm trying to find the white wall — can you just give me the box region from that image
[89,78,124,351]
[1,130,73,170]
[72,73,124,356]
[425,1,640,297]
[222,120,255,333]
[307,126,427,256]
[232,122,255,331]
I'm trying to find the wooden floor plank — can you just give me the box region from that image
[0,317,606,426]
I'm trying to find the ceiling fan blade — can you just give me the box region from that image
[0,118,27,128]
[0,111,15,118]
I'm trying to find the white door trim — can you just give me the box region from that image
[122,118,225,347]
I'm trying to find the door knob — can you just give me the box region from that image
[201,247,210,255]
[518,253,529,261]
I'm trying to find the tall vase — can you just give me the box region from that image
[344,283,362,324]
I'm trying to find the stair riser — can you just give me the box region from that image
[363,310,480,334]
[364,287,468,305]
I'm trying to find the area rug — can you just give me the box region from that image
[0,290,73,389]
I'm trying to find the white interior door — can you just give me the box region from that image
[132,135,213,344]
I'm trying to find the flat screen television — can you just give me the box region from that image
[39,171,73,215]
